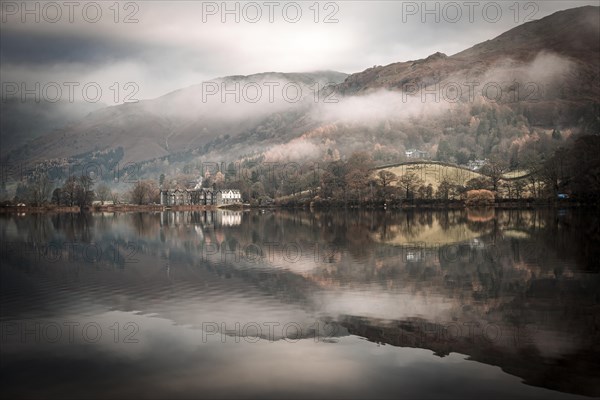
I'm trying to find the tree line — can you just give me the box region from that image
[5,135,598,208]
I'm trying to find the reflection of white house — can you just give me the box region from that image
[159,188,241,206]
[160,210,242,228]
[470,238,485,249]
[406,251,422,262]
[217,210,243,226]
[405,149,429,159]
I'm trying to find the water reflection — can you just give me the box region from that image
[1,208,599,398]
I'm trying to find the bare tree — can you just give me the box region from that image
[397,172,423,199]
[110,191,120,205]
[376,170,398,199]
[345,169,369,202]
[131,181,150,205]
[481,157,508,196]
[501,181,513,199]
[425,183,434,199]
[62,176,78,206]
[512,179,526,200]
[76,176,94,207]
[96,183,111,205]
[51,188,62,205]
[320,161,346,200]
[130,180,159,205]
[436,179,452,201]
[539,148,568,198]
[28,173,53,206]
[345,152,374,202]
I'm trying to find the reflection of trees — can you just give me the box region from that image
[437,210,466,232]
[11,214,55,244]
[377,215,397,242]
[541,208,600,272]
[131,212,161,238]
[401,211,422,239]
[3,208,599,399]
[5,208,597,307]
[50,212,94,242]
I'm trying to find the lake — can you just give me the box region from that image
[1,208,599,399]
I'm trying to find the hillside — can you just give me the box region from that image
[333,6,599,126]
[2,6,599,184]
[3,71,347,166]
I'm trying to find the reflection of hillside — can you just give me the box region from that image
[377,220,488,246]
[341,309,600,397]
[365,210,490,246]
[1,208,598,397]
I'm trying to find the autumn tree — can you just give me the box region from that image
[465,189,495,206]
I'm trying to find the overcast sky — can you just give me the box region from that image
[1,0,598,103]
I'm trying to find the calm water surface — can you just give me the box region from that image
[1,208,599,399]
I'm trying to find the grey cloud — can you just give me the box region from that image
[0,31,141,65]
[1,1,598,102]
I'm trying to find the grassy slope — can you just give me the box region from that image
[375,161,529,188]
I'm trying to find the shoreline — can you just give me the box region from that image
[0,203,247,214]
[0,201,593,214]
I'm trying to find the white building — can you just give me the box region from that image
[405,149,429,159]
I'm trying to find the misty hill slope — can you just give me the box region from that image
[336,6,599,96]
[0,100,104,157]
[3,7,599,173]
[3,71,347,166]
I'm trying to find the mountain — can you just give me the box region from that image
[2,71,347,166]
[334,6,599,114]
[3,6,599,177]
[0,99,105,157]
